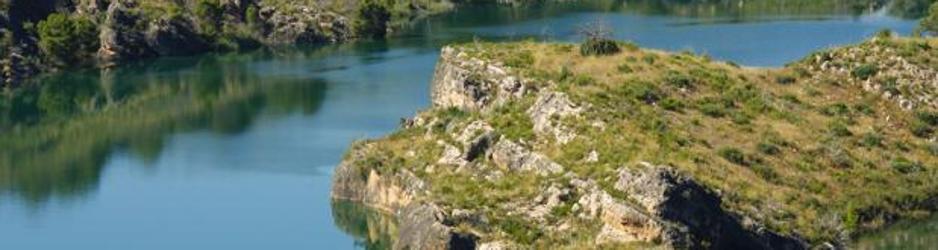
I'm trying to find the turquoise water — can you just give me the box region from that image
[0,1,928,249]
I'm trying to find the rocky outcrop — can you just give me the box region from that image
[527,92,582,144]
[332,46,814,249]
[98,1,154,66]
[431,46,528,111]
[489,138,563,176]
[331,143,477,249]
[615,163,807,249]
[256,4,351,44]
[802,38,938,110]
[397,203,479,250]
[145,18,211,56]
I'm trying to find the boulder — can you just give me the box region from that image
[527,91,581,144]
[396,203,478,250]
[489,138,563,175]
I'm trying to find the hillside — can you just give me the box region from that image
[0,0,521,87]
[331,37,938,249]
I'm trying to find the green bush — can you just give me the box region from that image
[660,98,684,111]
[821,103,850,116]
[664,70,694,89]
[354,0,391,39]
[851,64,878,80]
[751,164,778,181]
[916,110,938,126]
[580,38,620,56]
[699,102,727,118]
[245,5,260,25]
[910,121,934,138]
[919,2,938,36]
[194,0,224,35]
[757,142,781,155]
[718,147,748,166]
[37,13,99,65]
[828,121,853,137]
[775,74,797,85]
[891,157,923,174]
[860,132,883,148]
[622,81,661,104]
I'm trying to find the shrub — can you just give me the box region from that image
[860,132,883,148]
[757,142,781,155]
[660,98,684,111]
[580,38,620,56]
[853,103,874,116]
[828,121,853,137]
[891,157,923,174]
[642,54,657,64]
[775,74,797,85]
[194,0,223,35]
[354,0,391,38]
[916,110,938,126]
[919,2,938,36]
[699,103,727,118]
[851,64,878,80]
[828,146,853,168]
[37,13,98,65]
[623,81,661,104]
[664,70,694,89]
[245,5,259,25]
[821,103,850,116]
[751,164,778,181]
[875,28,894,39]
[617,64,633,73]
[578,21,620,56]
[718,147,748,166]
[910,121,934,138]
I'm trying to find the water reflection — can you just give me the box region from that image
[856,214,938,249]
[0,49,330,206]
[332,201,398,250]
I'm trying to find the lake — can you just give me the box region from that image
[0,0,932,249]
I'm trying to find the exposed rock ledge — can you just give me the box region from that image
[332,46,809,249]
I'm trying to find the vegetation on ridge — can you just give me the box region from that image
[342,36,938,247]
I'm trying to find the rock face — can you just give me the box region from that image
[615,163,806,249]
[145,18,210,56]
[397,203,479,250]
[431,47,527,111]
[332,46,811,249]
[527,92,582,144]
[98,1,155,66]
[802,39,938,110]
[331,143,474,249]
[256,4,351,44]
[489,138,563,176]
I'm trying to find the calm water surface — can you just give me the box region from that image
[0,1,931,249]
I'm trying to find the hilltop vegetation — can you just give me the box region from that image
[332,36,937,248]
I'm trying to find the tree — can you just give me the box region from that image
[354,0,391,39]
[919,1,938,36]
[37,13,98,65]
